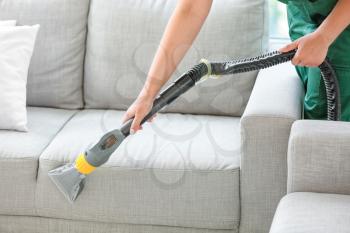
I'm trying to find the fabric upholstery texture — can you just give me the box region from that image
[40,110,241,170]
[288,120,350,195]
[0,0,90,109]
[84,0,268,116]
[270,192,350,233]
[0,25,40,131]
[36,110,240,230]
[0,107,76,215]
[0,216,237,233]
[239,62,304,233]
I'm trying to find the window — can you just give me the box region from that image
[269,0,289,39]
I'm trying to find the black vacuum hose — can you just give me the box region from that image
[121,50,340,136]
[210,50,340,121]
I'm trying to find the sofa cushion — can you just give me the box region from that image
[0,0,90,109]
[36,110,240,230]
[0,107,76,215]
[84,0,268,116]
[270,192,350,233]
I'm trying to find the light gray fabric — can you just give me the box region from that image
[36,110,240,230]
[0,216,238,233]
[0,107,76,215]
[0,0,90,109]
[40,110,241,170]
[84,0,268,116]
[288,120,350,195]
[240,62,304,233]
[270,192,350,233]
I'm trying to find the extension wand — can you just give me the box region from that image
[48,50,340,203]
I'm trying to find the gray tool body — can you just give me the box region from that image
[48,50,340,203]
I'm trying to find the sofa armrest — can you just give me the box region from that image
[288,120,350,195]
[240,62,304,233]
[242,63,303,119]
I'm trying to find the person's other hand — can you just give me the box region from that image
[122,93,156,134]
[279,31,331,67]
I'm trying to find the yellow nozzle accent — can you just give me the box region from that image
[75,153,96,175]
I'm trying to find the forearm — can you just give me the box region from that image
[141,0,212,99]
[316,0,350,46]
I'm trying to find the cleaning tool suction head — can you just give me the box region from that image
[48,163,85,203]
[48,130,127,203]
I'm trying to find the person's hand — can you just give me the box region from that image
[279,30,331,67]
[122,92,156,135]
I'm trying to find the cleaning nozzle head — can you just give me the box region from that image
[48,163,86,203]
[48,130,126,203]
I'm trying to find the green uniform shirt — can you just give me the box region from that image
[279,0,350,121]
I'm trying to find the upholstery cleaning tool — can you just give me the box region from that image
[48,50,340,203]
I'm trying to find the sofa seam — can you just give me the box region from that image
[241,115,299,122]
[33,110,81,217]
[261,0,267,53]
[35,110,80,178]
[35,211,239,224]
[0,214,241,231]
[81,0,92,108]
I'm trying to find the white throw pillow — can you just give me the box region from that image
[0,25,40,131]
[0,20,16,27]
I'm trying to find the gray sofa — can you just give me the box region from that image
[0,1,304,233]
[270,121,350,233]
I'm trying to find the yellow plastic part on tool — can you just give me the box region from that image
[75,153,96,175]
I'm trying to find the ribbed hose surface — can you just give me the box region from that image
[209,50,340,121]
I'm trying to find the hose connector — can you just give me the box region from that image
[197,59,212,84]
[197,58,223,84]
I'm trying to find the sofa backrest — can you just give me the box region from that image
[0,0,268,115]
[84,0,268,116]
[0,0,90,109]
